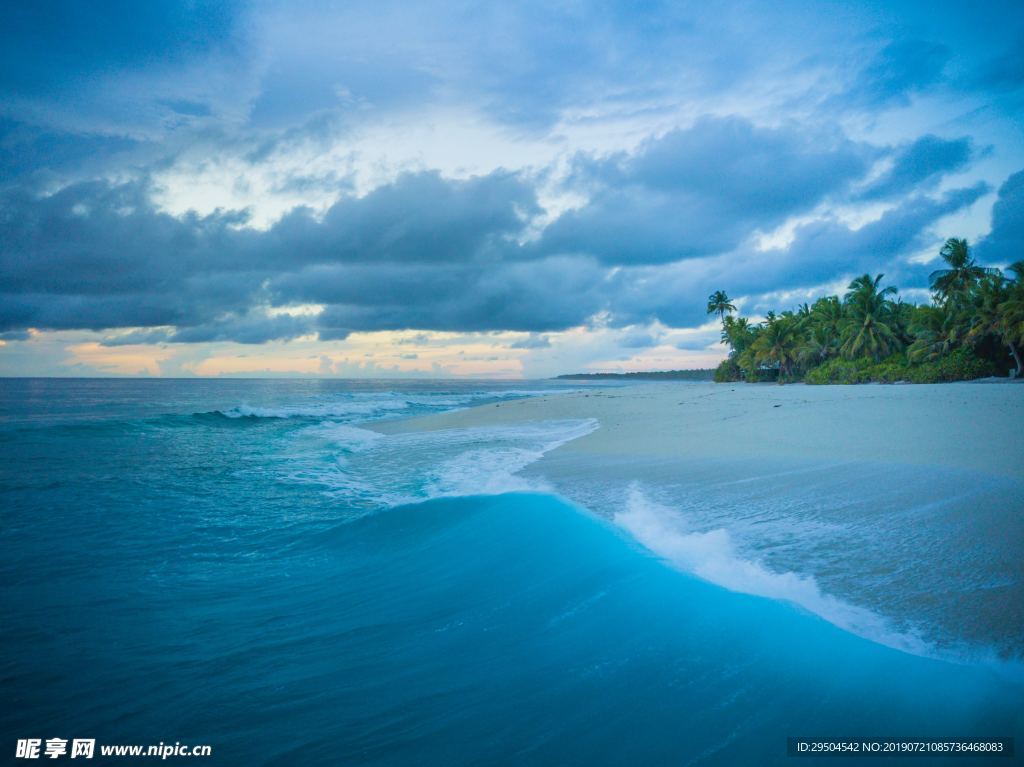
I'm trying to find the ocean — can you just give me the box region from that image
[1,378,1020,765]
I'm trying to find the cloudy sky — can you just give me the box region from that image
[2,0,1022,377]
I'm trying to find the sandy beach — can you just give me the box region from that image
[373,382,1024,660]
[373,382,1024,480]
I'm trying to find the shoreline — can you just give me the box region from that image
[369,380,1024,660]
[371,381,1024,481]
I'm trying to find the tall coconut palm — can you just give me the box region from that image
[840,273,902,361]
[928,238,999,305]
[706,290,736,323]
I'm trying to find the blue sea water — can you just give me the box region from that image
[1,378,1021,765]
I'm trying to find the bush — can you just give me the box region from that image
[868,361,910,383]
[803,357,871,384]
[714,358,743,383]
[713,357,782,383]
[901,349,999,383]
[804,349,999,384]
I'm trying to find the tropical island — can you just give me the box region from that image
[710,238,1024,384]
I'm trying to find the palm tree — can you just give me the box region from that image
[840,273,902,361]
[889,297,916,347]
[706,290,736,323]
[721,315,753,354]
[995,261,1024,376]
[929,238,999,305]
[965,271,1022,376]
[751,314,801,381]
[907,305,960,363]
[806,295,844,362]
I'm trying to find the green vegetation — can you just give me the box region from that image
[711,238,1024,384]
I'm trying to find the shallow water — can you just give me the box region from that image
[1,378,1020,765]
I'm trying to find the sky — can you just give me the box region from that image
[1,0,1023,378]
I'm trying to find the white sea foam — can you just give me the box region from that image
[615,484,933,657]
[222,399,411,419]
[287,418,599,509]
[422,420,599,498]
[218,389,575,422]
[303,422,385,451]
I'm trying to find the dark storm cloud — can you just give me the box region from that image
[845,40,951,108]
[0,170,606,338]
[168,313,316,345]
[0,168,548,336]
[0,181,253,296]
[537,117,875,264]
[264,171,538,266]
[311,255,609,335]
[0,180,273,336]
[976,169,1024,266]
[737,184,991,296]
[857,136,974,201]
[0,119,140,182]
[0,133,993,341]
[601,184,990,329]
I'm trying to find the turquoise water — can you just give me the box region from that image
[1,379,1020,765]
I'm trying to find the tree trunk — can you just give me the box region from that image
[1009,340,1023,378]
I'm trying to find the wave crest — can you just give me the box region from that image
[615,484,934,657]
[201,389,575,423]
[286,419,599,509]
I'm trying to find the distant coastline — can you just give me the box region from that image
[555,369,715,381]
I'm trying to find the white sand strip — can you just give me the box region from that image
[371,382,1024,481]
